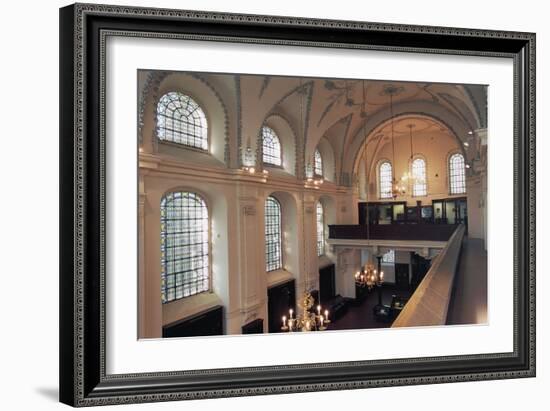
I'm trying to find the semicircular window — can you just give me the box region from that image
[157,92,208,150]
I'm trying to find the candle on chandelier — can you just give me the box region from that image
[282,315,286,327]
[289,308,293,319]
[324,309,329,321]
[317,305,321,315]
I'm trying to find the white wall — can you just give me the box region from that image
[0,1,546,411]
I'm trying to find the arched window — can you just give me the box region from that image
[412,158,427,196]
[265,196,282,271]
[316,202,325,256]
[382,249,395,264]
[160,192,209,303]
[449,153,466,194]
[314,149,323,177]
[379,161,393,199]
[157,92,208,150]
[262,126,282,166]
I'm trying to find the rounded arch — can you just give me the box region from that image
[160,191,209,302]
[376,158,394,199]
[145,72,229,165]
[260,113,297,175]
[264,191,300,277]
[317,194,337,260]
[156,92,208,149]
[160,184,230,308]
[447,151,467,195]
[351,113,466,188]
[410,154,428,197]
[314,136,336,182]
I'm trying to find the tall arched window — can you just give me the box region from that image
[412,158,427,196]
[262,126,282,166]
[316,202,325,256]
[314,149,323,177]
[379,161,393,199]
[157,92,208,150]
[265,196,282,272]
[449,153,466,194]
[160,192,209,303]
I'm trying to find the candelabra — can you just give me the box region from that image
[281,290,330,332]
[354,263,384,290]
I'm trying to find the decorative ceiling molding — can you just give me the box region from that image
[138,70,231,166]
[259,76,271,99]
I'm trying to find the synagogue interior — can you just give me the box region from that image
[137,70,488,338]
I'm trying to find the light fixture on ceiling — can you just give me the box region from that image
[241,136,268,178]
[386,89,407,199]
[355,263,384,289]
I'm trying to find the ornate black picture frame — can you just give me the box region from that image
[59,3,535,407]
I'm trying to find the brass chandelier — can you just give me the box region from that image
[355,263,384,289]
[281,290,330,332]
[281,77,329,333]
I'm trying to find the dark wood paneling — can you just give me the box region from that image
[394,263,410,290]
[329,224,458,241]
[162,306,223,338]
[319,264,336,304]
[242,319,264,334]
[267,280,296,333]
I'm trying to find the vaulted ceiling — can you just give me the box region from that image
[139,70,487,181]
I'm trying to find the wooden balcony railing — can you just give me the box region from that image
[328,224,458,242]
[391,224,466,327]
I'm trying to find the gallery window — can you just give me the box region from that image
[316,202,325,256]
[449,153,466,194]
[265,196,283,272]
[412,157,427,196]
[156,92,208,150]
[160,192,209,303]
[314,149,323,177]
[262,126,282,166]
[379,161,393,199]
[382,249,395,264]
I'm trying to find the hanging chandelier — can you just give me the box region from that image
[355,263,384,289]
[387,90,407,199]
[281,290,330,332]
[281,78,329,333]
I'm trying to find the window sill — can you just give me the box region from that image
[266,269,293,287]
[162,292,223,327]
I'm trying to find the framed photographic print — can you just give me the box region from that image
[59,2,536,407]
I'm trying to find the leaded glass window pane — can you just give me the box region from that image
[161,192,209,303]
[316,202,325,256]
[379,161,393,199]
[382,249,395,263]
[449,153,466,194]
[262,126,282,166]
[157,92,208,150]
[265,196,282,271]
[412,158,427,196]
[314,149,323,177]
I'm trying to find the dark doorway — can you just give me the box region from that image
[319,264,336,305]
[394,263,410,290]
[411,252,431,290]
[267,279,296,333]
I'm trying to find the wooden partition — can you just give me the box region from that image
[391,225,465,327]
